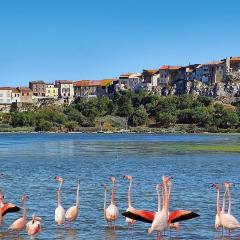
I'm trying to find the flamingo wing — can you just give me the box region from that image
[168,210,200,224]
[122,209,155,223]
[1,203,20,216]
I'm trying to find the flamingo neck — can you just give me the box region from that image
[103,188,107,220]
[128,181,132,208]
[227,187,231,214]
[76,182,80,208]
[58,189,61,207]
[166,183,171,211]
[22,201,26,222]
[216,189,220,214]
[157,187,161,212]
[222,188,227,213]
[111,183,115,205]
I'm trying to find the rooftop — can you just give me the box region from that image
[0,87,13,90]
[29,80,45,84]
[160,65,181,70]
[143,69,159,75]
[74,79,115,87]
[55,80,73,84]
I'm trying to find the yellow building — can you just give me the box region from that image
[45,84,58,98]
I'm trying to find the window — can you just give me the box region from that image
[48,90,50,93]
[0,94,3,97]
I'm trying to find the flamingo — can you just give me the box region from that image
[65,179,80,222]
[122,179,199,226]
[0,190,20,225]
[221,182,240,234]
[9,195,28,231]
[213,183,240,235]
[123,175,136,226]
[167,181,180,233]
[26,215,42,237]
[102,176,119,229]
[148,176,172,237]
[212,183,223,230]
[55,176,65,225]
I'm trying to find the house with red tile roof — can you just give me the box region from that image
[117,73,143,91]
[74,79,117,98]
[158,65,182,85]
[142,69,160,90]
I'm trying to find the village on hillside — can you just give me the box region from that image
[1,56,240,113]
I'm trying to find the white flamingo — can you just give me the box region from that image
[9,195,28,232]
[65,179,80,222]
[102,176,119,229]
[123,175,136,226]
[55,176,65,225]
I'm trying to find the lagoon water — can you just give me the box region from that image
[0,133,240,239]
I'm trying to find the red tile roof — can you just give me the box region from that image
[160,65,181,70]
[74,79,115,87]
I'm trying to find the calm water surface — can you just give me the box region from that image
[0,133,240,240]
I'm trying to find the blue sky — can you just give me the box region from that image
[0,0,240,86]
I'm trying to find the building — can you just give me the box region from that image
[224,57,240,81]
[18,87,33,103]
[158,65,181,86]
[118,73,143,91]
[225,57,240,73]
[0,87,12,104]
[0,87,13,112]
[74,79,116,98]
[29,81,46,98]
[11,88,21,103]
[196,61,224,84]
[55,80,74,101]
[45,83,58,98]
[142,69,160,90]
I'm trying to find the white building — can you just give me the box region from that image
[0,87,12,104]
[55,80,74,101]
[118,73,143,91]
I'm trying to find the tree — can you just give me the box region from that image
[128,105,148,127]
[35,119,53,131]
[64,107,84,125]
[156,112,176,127]
[116,95,134,117]
[11,112,36,127]
[64,121,79,132]
[192,107,213,127]
[177,109,194,124]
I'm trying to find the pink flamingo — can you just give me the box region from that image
[26,215,42,237]
[65,179,80,222]
[148,176,172,237]
[55,176,65,225]
[102,176,119,229]
[9,195,28,231]
[213,183,240,235]
[167,181,180,233]
[0,190,20,225]
[123,175,136,226]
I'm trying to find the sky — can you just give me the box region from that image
[0,0,240,86]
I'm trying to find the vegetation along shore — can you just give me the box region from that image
[0,91,239,134]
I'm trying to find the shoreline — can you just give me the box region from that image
[0,130,240,135]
